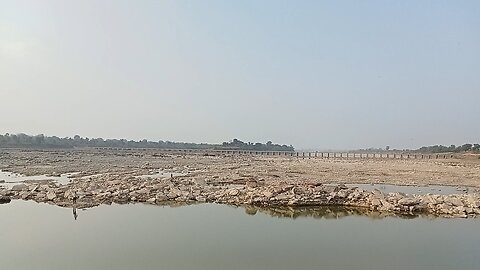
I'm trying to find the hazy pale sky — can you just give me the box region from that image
[1,0,479,149]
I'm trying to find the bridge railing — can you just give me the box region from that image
[93,147,455,159]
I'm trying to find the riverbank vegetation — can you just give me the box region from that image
[415,144,480,153]
[0,133,294,151]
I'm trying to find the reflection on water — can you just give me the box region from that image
[241,205,424,220]
[73,206,78,220]
[1,201,479,270]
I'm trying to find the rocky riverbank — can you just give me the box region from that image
[1,173,479,218]
[1,149,480,218]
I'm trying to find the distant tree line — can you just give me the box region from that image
[351,147,391,153]
[415,144,480,153]
[219,138,294,152]
[344,144,480,154]
[0,133,294,151]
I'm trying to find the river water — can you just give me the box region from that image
[0,201,479,270]
[0,170,76,188]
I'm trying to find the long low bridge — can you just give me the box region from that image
[94,147,454,159]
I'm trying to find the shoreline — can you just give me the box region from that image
[1,149,480,218]
[1,177,479,218]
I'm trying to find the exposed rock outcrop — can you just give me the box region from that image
[5,175,480,218]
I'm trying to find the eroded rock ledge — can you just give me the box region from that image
[1,176,479,218]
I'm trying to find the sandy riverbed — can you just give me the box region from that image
[1,149,479,188]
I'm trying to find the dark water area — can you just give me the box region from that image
[1,201,479,270]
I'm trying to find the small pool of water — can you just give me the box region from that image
[0,170,77,188]
[345,183,476,195]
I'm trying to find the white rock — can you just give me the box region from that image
[228,189,239,196]
[262,191,273,198]
[275,194,289,200]
[380,201,395,211]
[146,198,156,203]
[46,191,56,200]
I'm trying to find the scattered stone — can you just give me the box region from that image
[262,191,273,198]
[146,198,156,203]
[445,197,463,207]
[371,198,382,207]
[379,201,395,212]
[228,189,239,196]
[11,184,28,191]
[275,194,289,201]
[156,194,168,201]
[195,196,206,203]
[46,191,56,201]
[246,180,258,188]
[398,198,419,206]
[20,191,30,200]
[2,164,479,219]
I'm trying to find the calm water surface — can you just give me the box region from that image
[0,200,479,270]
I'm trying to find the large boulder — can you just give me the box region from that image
[445,196,463,207]
[398,197,420,206]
